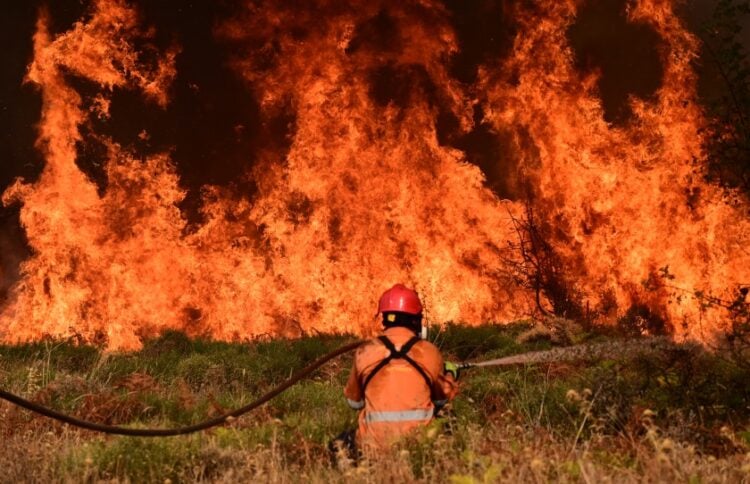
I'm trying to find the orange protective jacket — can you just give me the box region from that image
[344,326,458,449]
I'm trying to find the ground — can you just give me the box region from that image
[0,322,749,483]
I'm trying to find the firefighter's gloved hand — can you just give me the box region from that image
[444,361,461,381]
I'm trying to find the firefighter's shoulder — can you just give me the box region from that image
[415,338,440,352]
[354,337,387,357]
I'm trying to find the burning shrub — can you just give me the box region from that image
[616,303,671,337]
[505,201,586,321]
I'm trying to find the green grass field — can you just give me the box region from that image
[1,323,749,483]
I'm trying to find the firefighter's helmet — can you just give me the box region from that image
[377,284,423,315]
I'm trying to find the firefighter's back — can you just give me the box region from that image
[354,326,444,448]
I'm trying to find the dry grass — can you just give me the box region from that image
[0,416,747,483]
[0,325,749,483]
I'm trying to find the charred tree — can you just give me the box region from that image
[505,200,585,322]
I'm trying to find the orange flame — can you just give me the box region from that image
[481,0,750,338]
[1,0,748,349]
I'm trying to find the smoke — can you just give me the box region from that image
[567,0,664,124]
[0,208,29,303]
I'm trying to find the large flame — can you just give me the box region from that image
[0,0,748,349]
[482,0,750,337]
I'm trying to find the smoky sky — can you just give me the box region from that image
[0,0,748,298]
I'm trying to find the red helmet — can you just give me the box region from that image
[377,284,423,315]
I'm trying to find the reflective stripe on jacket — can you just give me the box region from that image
[344,326,456,449]
[365,408,434,423]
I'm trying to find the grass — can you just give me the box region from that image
[1,323,749,482]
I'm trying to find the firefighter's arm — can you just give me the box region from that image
[432,356,459,405]
[343,359,364,410]
[437,370,459,401]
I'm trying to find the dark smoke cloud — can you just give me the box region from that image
[0,207,29,302]
[567,0,664,125]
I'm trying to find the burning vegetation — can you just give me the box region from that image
[0,0,749,349]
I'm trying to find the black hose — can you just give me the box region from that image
[0,340,362,437]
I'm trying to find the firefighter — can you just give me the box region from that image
[334,284,460,455]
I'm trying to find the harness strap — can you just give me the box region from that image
[361,335,433,396]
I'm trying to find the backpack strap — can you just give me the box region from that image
[361,336,433,395]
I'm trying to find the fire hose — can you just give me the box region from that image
[0,337,673,437]
[456,337,673,372]
[0,341,363,437]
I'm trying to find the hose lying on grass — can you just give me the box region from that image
[0,341,363,436]
[0,337,677,436]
